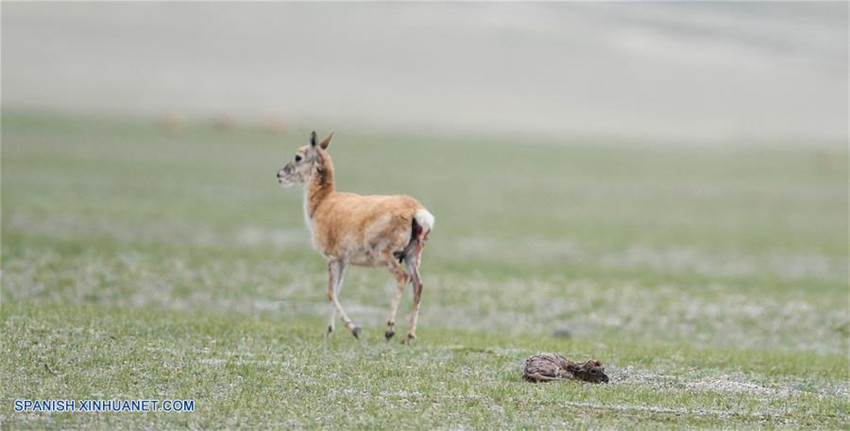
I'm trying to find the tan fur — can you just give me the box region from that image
[277,131,434,341]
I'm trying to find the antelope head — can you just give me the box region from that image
[277,131,333,187]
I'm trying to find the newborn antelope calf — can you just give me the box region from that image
[522,354,609,383]
[277,131,435,342]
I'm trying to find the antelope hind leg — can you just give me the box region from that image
[384,255,409,341]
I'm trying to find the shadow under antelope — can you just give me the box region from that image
[276,131,435,342]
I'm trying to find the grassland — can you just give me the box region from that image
[2,112,848,429]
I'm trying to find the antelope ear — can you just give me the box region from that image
[310,131,318,147]
[319,131,334,149]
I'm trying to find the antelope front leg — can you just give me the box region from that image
[384,260,409,341]
[326,261,344,335]
[326,260,359,339]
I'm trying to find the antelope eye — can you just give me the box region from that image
[295,155,302,162]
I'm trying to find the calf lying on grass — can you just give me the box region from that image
[277,131,435,342]
[523,354,609,383]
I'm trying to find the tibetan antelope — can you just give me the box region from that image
[276,131,435,342]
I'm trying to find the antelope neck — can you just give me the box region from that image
[305,151,335,218]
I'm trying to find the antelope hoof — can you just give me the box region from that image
[385,330,395,341]
[402,333,416,344]
[351,326,361,340]
[327,325,334,334]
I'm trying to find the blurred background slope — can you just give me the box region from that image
[3,2,847,144]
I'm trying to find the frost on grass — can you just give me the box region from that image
[5,243,846,355]
[559,400,798,423]
[687,378,784,395]
[4,206,846,356]
[443,236,847,282]
[6,211,312,250]
[419,274,847,355]
[235,226,309,249]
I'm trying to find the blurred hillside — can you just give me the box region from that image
[2,2,847,143]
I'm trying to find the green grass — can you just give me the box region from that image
[2,111,848,428]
